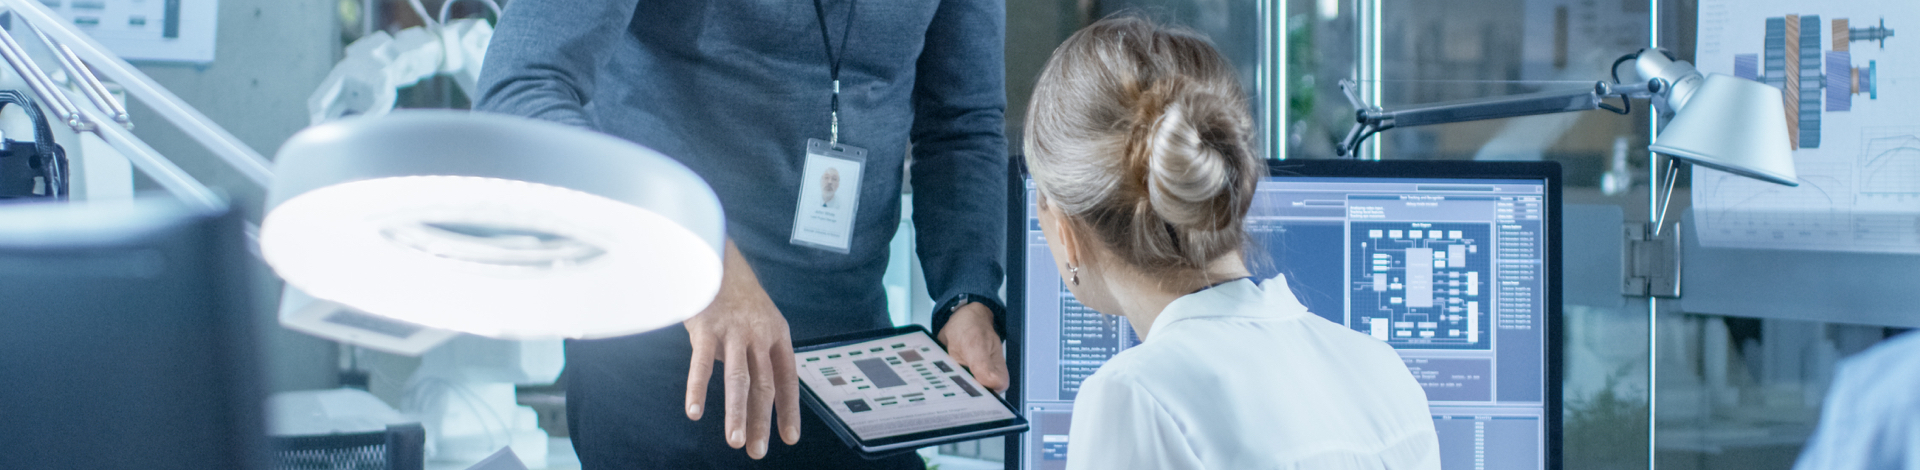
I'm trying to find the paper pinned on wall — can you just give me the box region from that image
[33,0,220,63]
[1690,0,1918,254]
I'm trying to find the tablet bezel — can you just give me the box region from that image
[793,325,1030,456]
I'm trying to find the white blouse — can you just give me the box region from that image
[1065,275,1440,470]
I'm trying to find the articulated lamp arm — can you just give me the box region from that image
[1335,78,1664,159]
[0,0,275,210]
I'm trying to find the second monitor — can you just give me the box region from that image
[1009,159,1562,470]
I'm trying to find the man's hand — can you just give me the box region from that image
[937,303,1008,392]
[684,241,800,459]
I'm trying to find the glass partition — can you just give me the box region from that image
[1650,2,1919,468]
[1324,1,1920,470]
[1344,0,1659,468]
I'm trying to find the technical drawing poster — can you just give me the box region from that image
[1692,0,1918,253]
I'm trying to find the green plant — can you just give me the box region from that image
[1564,375,1651,470]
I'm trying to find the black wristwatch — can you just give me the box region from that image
[930,293,1007,344]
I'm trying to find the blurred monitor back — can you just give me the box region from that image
[0,198,267,470]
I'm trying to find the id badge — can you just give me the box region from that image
[790,138,867,253]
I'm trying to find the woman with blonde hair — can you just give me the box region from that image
[1024,16,1441,470]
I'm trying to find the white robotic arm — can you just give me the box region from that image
[307,18,493,125]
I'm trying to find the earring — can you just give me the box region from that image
[1069,264,1080,286]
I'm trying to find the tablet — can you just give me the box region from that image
[794,325,1029,457]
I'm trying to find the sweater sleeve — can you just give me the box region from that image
[910,0,1010,337]
[472,0,641,127]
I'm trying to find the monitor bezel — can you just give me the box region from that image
[1004,159,1028,470]
[1007,158,1563,470]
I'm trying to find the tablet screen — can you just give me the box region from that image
[796,330,1017,441]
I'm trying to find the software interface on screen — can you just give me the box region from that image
[1021,176,1549,470]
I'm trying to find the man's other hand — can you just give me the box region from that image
[937,303,1008,392]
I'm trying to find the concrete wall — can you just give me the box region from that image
[124,0,340,393]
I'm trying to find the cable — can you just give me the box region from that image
[406,0,438,29]
[403,377,513,449]
[1610,52,1639,84]
[1346,126,1383,160]
[438,0,502,24]
[1598,93,1633,115]
[1599,50,1642,116]
[0,90,66,199]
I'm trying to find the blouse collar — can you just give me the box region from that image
[1148,274,1311,336]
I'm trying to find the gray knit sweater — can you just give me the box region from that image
[475,0,1008,340]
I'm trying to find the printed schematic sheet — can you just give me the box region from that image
[1691,0,1918,253]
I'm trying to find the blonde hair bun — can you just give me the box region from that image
[1023,15,1260,275]
[1143,99,1242,232]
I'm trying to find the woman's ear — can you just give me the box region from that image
[1048,208,1086,267]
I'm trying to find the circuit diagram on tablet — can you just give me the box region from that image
[797,332,1014,440]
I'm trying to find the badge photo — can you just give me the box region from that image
[791,138,866,253]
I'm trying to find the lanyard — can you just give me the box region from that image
[811,0,856,144]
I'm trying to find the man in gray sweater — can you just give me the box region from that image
[474,0,1009,468]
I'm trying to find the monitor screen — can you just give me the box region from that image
[0,199,267,470]
[1014,162,1557,470]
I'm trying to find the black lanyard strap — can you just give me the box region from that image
[811,0,856,144]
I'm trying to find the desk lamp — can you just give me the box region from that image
[0,2,721,465]
[1336,49,1804,462]
[1335,48,1799,225]
[261,111,725,348]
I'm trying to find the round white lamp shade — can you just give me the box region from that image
[262,111,725,340]
[1650,73,1799,187]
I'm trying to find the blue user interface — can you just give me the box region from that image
[1020,176,1550,470]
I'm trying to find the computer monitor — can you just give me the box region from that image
[0,199,268,470]
[1008,159,1562,470]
